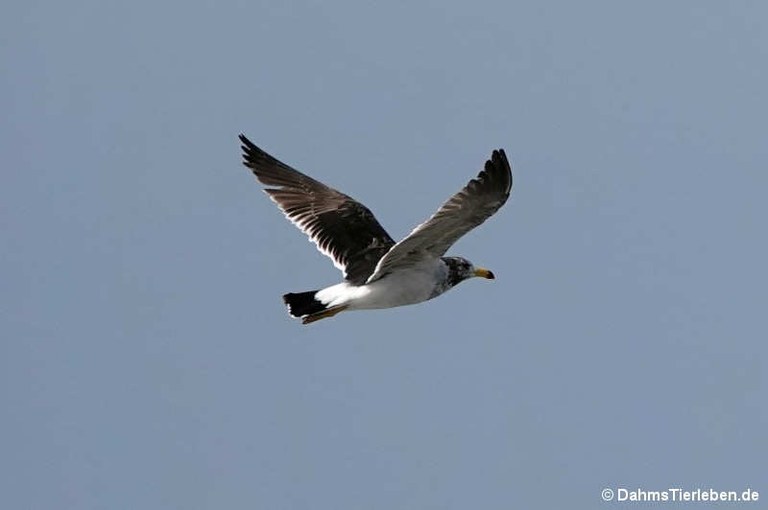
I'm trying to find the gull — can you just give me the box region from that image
[239,134,513,324]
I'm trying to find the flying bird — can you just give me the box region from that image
[239,134,512,324]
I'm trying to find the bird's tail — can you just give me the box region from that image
[283,290,325,317]
[283,291,349,324]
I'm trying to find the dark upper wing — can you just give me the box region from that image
[367,149,512,282]
[239,134,395,285]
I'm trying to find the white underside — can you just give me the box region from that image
[315,258,449,310]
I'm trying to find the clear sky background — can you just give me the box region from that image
[2,1,766,509]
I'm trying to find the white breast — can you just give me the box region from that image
[315,258,448,311]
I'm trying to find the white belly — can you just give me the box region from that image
[315,259,447,311]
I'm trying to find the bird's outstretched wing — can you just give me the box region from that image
[239,134,395,285]
[367,149,512,283]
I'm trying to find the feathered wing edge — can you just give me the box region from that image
[367,149,512,282]
[239,134,395,285]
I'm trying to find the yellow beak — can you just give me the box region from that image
[473,267,495,279]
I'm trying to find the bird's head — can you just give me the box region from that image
[443,256,495,286]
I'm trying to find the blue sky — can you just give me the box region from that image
[2,1,766,508]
